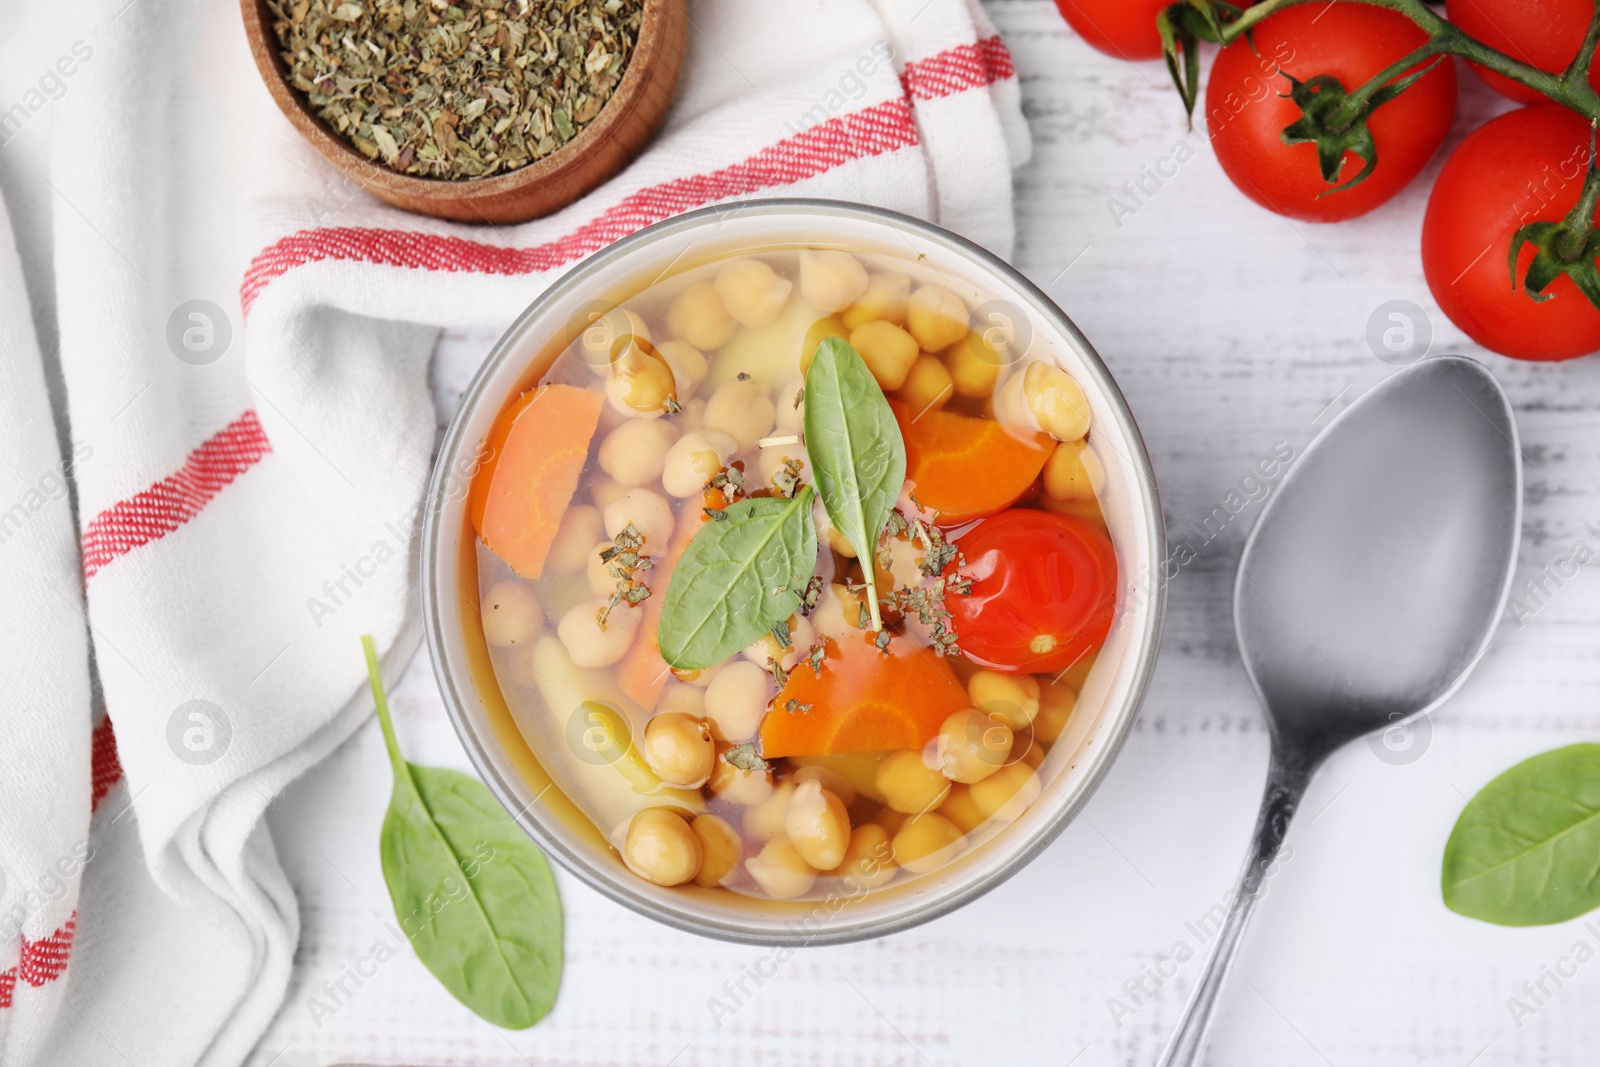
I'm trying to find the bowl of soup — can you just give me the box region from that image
[422,199,1165,945]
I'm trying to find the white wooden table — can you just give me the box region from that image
[262,4,1600,1064]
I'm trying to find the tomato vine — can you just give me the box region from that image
[1160,0,1600,311]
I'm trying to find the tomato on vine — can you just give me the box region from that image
[1205,3,1457,223]
[1052,0,1189,61]
[1423,106,1600,362]
[1443,0,1600,104]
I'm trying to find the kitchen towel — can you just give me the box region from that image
[0,0,1031,1063]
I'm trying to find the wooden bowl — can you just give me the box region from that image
[242,0,687,224]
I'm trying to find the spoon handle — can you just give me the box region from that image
[1153,748,1314,1067]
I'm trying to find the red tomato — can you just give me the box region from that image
[1444,0,1600,104]
[1206,4,1456,222]
[1056,0,1260,61]
[948,510,1118,675]
[1422,105,1600,362]
[1054,0,1176,61]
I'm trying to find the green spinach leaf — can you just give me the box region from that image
[363,635,563,1027]
[803,337,906,631]
[657,487,818,670]
[1442,743,1600,926]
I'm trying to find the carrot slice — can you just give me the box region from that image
[890,400,1054,525]
[475,384,604,580]
[615,508,702,709]
[759,632,970,758]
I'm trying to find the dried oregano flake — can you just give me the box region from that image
[269,0,643,180]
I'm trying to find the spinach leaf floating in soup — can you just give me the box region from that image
[802,337,907,633]
[657,486,819,671]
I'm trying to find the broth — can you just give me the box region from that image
[466,240,1116,902]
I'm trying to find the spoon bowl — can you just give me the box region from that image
[1157,355,1522,1066]
[1237,355,1522,754]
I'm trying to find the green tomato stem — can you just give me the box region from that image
[1329,42,1445,130]
[362,634,407,776]
[1558,121,1600,261]
[1214,0,1600,120]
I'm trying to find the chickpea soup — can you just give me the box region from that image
[466,239,1120,903]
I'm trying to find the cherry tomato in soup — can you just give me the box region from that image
[1443,0,1600,104]
[1422,106,1600,362]
[949,510,1117,674]
[1206,3,1456,222]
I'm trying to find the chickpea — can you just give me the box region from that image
[1033,682,1078,744]
[792,763,857,806]
[605,340,677,418]
[801,316,849,373]
[743,780,795,844]
[1043,439,1104,502]
[848,320,920,391]
[655,682,706,717]
[873,536,926,596]
[969,762,1041,823]
[891,813,965,875]
[668,280,737,351]
[770,380,804,434]
[703,379,776,452]
[945,331,1004,398]
[479,580,544,649]
[810,583,864,641]
[575,306,652,373]
[896,355,954,413]
[547,504,604,574]
[1002,361,1090,442]
[590,475,629,511]
[656,340,709,402]
[599,419,678,488]
[799,249,870,313]
[936,708,1014,784]
[586,541,621,598]
[1018,735,1045,769]
[743,613,814,672]
[842,271,911,330]
[784,778,851,870]
[622,807,702,886]
[603,488,674,552]
[875,749,951,814]
[641,712,715,787]
[814,498,856,558]
[692,814,743,888]
[676,661,723,689]
[967,670,1040,729]
[710,745,775,805]
[703,660,772,742]
[714,258,793,328]
[662,430,737,498]
[830,823,897,888]
[939,783,988,833]
[758,443,808,488]
[872,806,908,836]
[556,598,640,667]
[907,284,969,351]
[746,835,817,899]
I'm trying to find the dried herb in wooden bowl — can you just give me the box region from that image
[269,0,643,180]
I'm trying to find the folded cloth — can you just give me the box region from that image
[0,0,1030,1062]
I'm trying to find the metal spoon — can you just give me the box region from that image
[1154,355,1522,1067]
